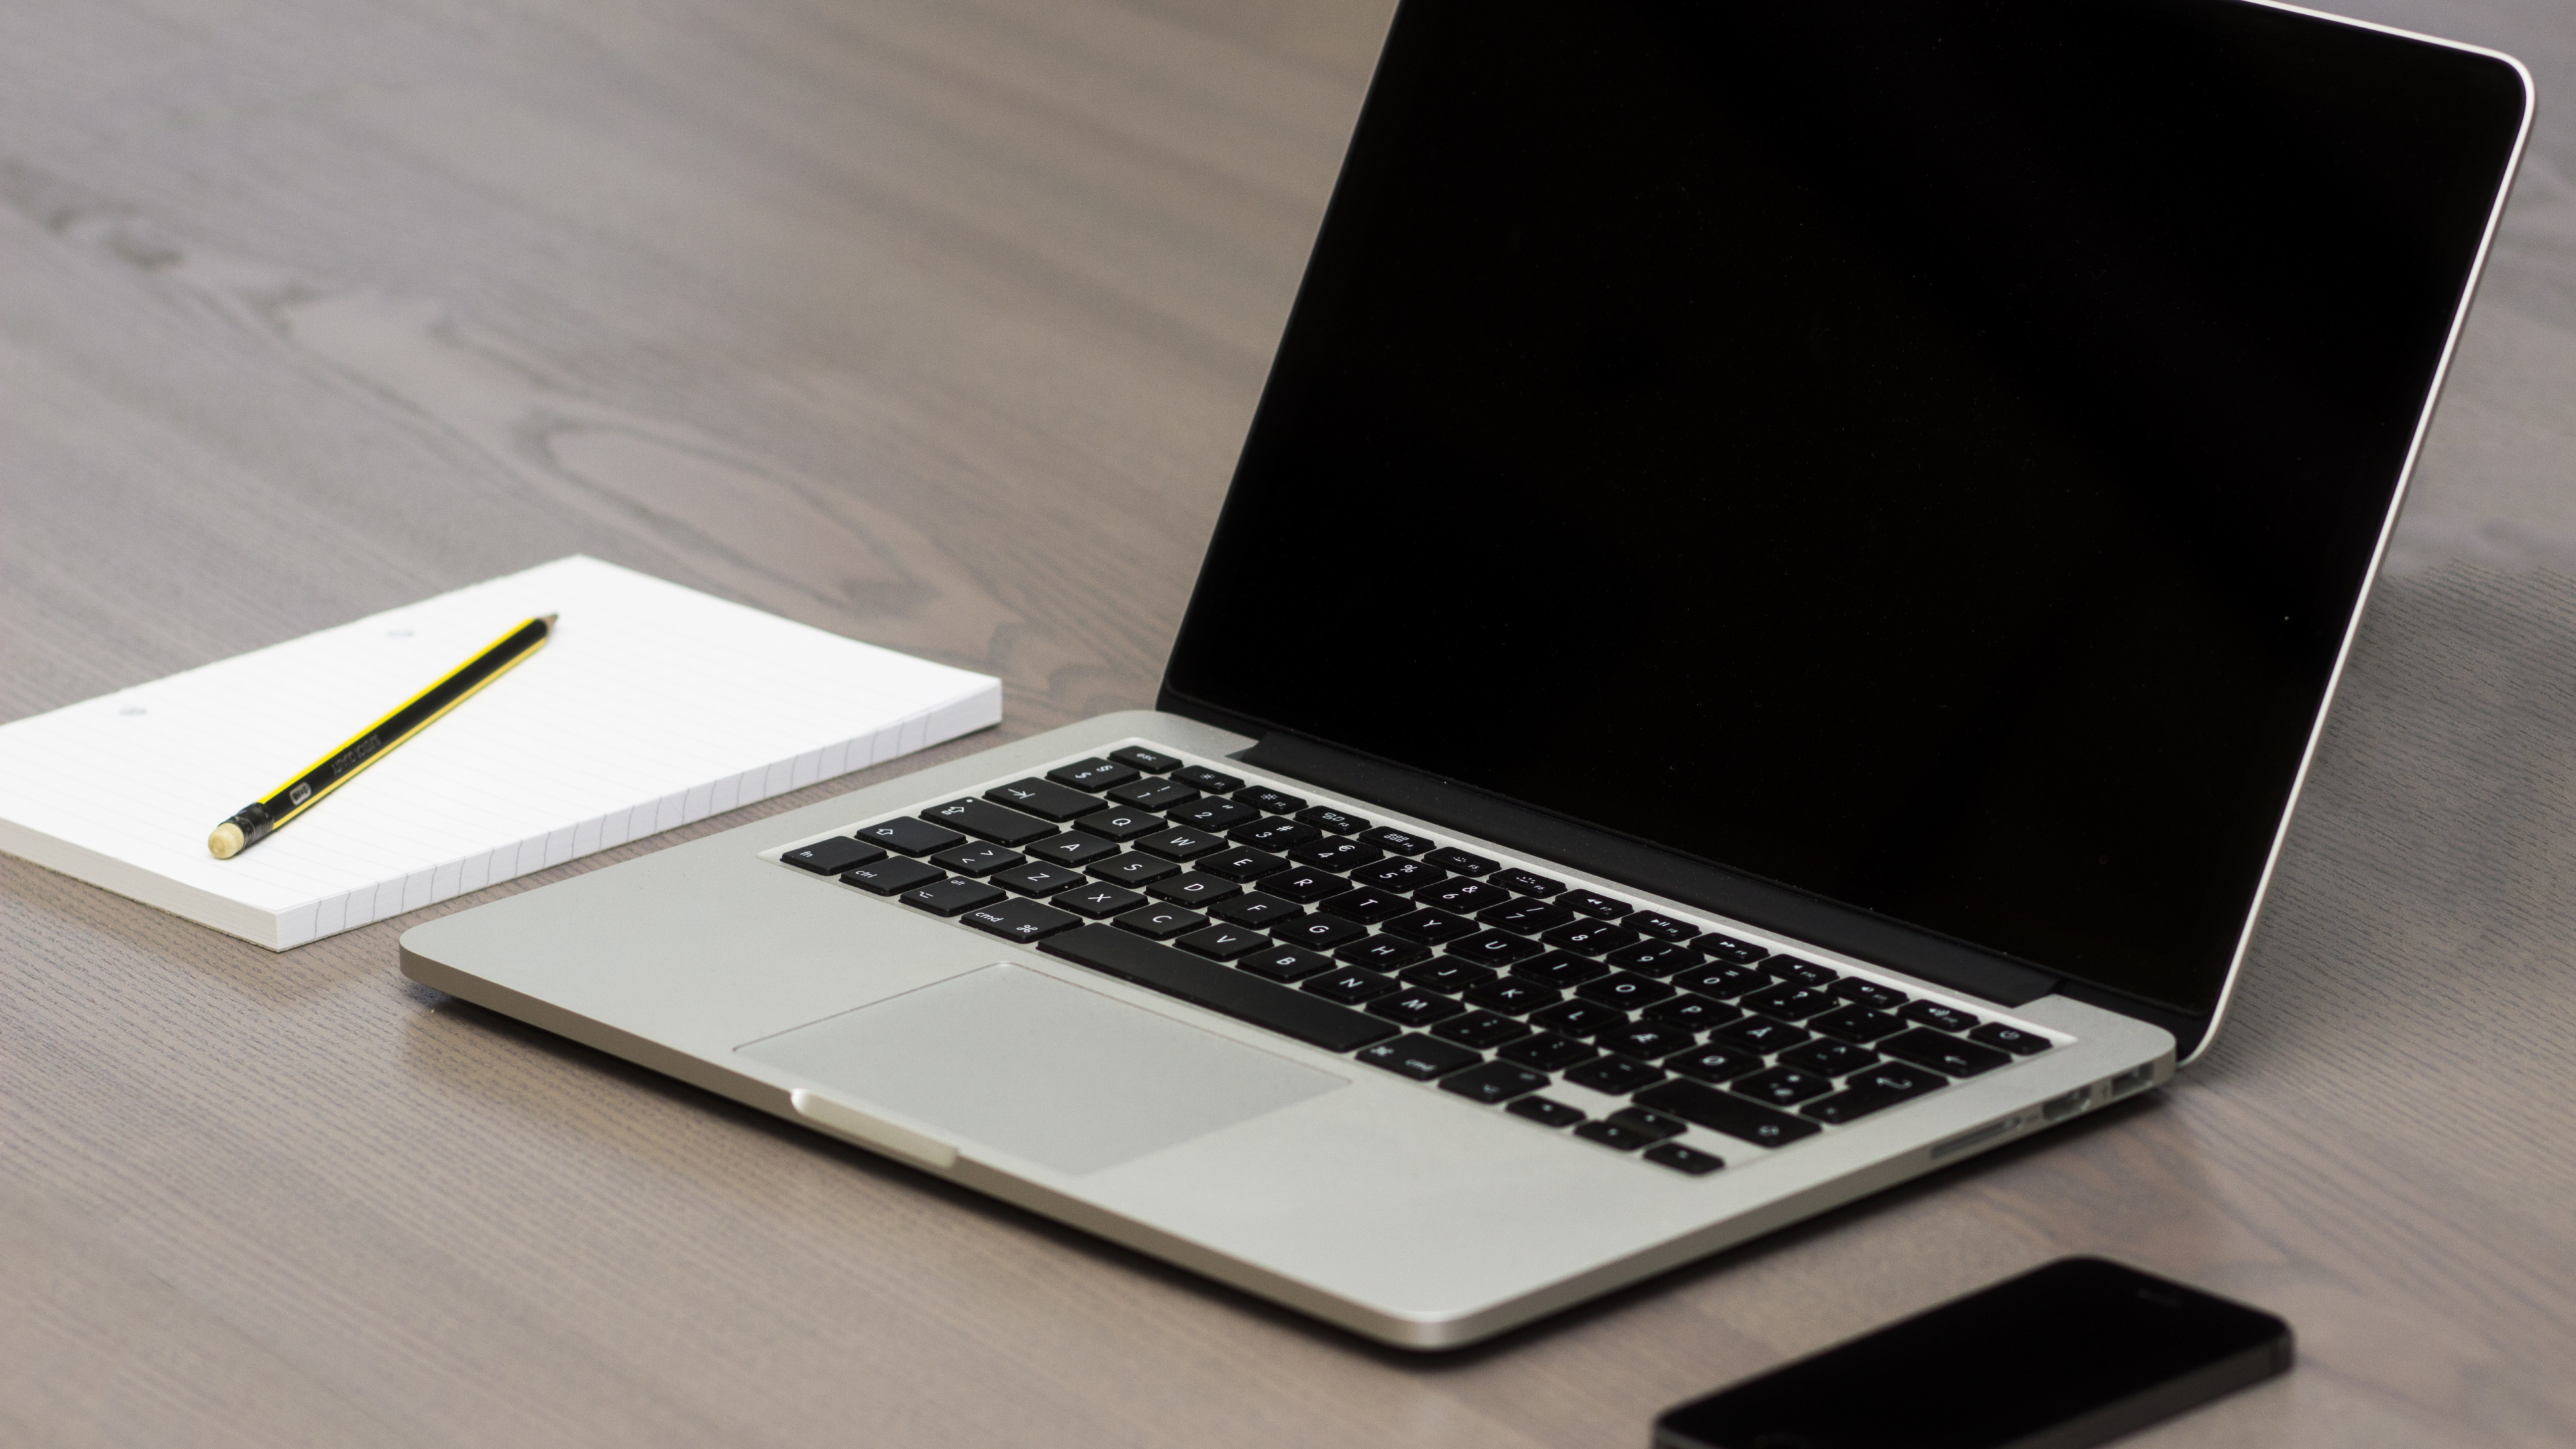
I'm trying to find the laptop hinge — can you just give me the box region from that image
[1234,730,2065,1010]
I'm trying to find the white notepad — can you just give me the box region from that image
[0,557,1000,949]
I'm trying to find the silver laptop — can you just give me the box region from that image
[400,0,2529,1348]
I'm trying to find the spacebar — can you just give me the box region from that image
[1040,925,1398,1053]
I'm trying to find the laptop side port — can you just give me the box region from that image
[2041,1088,2091,1122]
[2107,1063,2157,1098]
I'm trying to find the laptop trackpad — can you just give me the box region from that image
[738,962,1346,1175]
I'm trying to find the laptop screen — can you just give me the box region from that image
[1163,0,2525,1020]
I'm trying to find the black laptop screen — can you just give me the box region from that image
[1163,0,2524,1016]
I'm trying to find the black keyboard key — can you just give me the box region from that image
[1316,888,1411,924]
[1544,920,1641,956]
[1417,879,1511,914]
[1529,998,1626,1036]
[1479,898,1574,934]
[840,856,945,895]
[1073,806,1165,842]
[1426,847,1500,877]
[1607,1106,1689,1141]
[1176,923,1269,961]
[1881,1028,2012,1077]
[1739,983,1839,1020]
[932,842,1024,877]
[1627,910,1702,943]
[1633,1079,1823,1148]
[1575,972,1676,1010]
[1643,994,1740,1030]
[1566,1056,1666,1093]
[1340,934,1432,971]
[1294,805,1367,834]
[1670,961,1772,999]
[1238,786,1307,815]
[1356,825,1434,855]
[1699,933,1771,965]
[1368,989,1466,1026]
[923,798,1057,847]
[1515,951,1612,989]
[1261,867,1349,904]
[1492,867,1564,897]
[1560,890,1633,920]
[1665,1043,1765,1083]
[1500,1032,1598,1071]
[1288,837,1383,872]
[983,777,1106,822]
[1054,883,1148,919]
[1968,1023,2053,1056]
[959,897,1082,942]
[1087,852,1181,888]
[1108,777,1200,811]
[1047,757,1140,792]
[784,836,887,874]
[857,816,967,856]
[1506,1095,1587,1127]
[1606,941,1702,977]
[1803,1063,1948,1123]
[1114,904,1205,939]
[1147,871,1242,907]
[1022,832,1120,868]
[1271,914,1368,951]
[1449,930,1542,967]
[1573,1119,1656,1150]
[1901,1000,1983,1032]
[1231,816,1320,850]
[1462,976,1556,1014]
[1440,1061,1549,1104]
[1596,1022,1697,1059]
[1108,745,1184,773]
[1767,955,1840,986]
[1732,1066,1837,1106]
[1811,1004,1906,1043]
[1384,907,1481,944]
[1305,968,1400,1004]
[1040,924,1398,1052]
[1644,1142,1725,1175]
[902,877,1006,917]
[991,862,1086,897]
[1711,1015,1811,1053]
[1133,826,1227,861]
[1356,1034,1480,1080]
[1210,892,1301,928]
[1829,977,1909,1010]
[1167,797,1258,832]
[1401,960,1494,994]
[1430,1011,1531,1050]
[1780,1040,1882,1077]
[1237,944,1336,981]
[1349,858,1446,894]
[1171,764,1244,794]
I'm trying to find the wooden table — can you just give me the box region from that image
[6,1,2572,1443]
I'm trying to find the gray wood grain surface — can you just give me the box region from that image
[4,1,2571,1444]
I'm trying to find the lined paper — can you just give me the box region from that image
[0,557,1000,949]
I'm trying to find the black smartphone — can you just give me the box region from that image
[1654,1258,2292,1449]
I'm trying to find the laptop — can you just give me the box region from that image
[398,0,2530,1348]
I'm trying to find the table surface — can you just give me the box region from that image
[6,1,2574,1444]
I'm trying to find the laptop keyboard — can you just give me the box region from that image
[771,743,2065,1177]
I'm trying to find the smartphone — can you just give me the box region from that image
[1653,1258,2292,1449]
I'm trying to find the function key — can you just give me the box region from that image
[1439,1061,1549,1104]
[1108,777,1199,810]
[1561,890,1633,920]
[931,842,1024,876]
[1810,1005,1906,1043]
[983,777,1106,822]
[1088,853,1181,888]
[1023,832,1120,868]
[1232,816,1320,850]
[1210,891,1301,928]
[1238,785,1307,814]
[1699,933,1771,965]
[1114,904,1205,940]
[922,798,1058,847]
[1197,846,1289,883]
[782,836,887,875]
[1505,1095,1587,1128]
[1830,977,1909,1011]
[1262,867,1350,904]
[1133,826,1228,861]
[1295,805,1369,834]
[1350,858,1445,893]
[1544,920,1640,956]
[1173,764,1245,794]
[1966,1023,2053,1056]
[902,877,1006,917]
[1047,757,1140,792]
[1289,837,1383,872]
[1627,910,1703,943]
[1357,825,1435,855]
[992,861,1087,897]
[1607,941,1702,977]
[1054,883,1148,919]
[1108,745,1184,773]
[1900,1000,1982,1033]
[959,897,1082,942]
[840,856,944,895]
[1493,868,1565,897]
[1073,806,1163,841]
[1426,847,1501,877]
[1879,1028,2011,1077]
[1643,1142,1725,1175]
[856,816,967,856]
[1356,1034,1481,1080]
[1768,956,1840,986]
[1168,798,1258,831]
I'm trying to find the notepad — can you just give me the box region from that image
[0,556,1001,949]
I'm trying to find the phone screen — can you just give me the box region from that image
[1654,1258,2292,1449]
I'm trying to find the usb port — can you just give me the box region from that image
[2041,1089,2090,1122]
[2108,1064,2157,1098]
